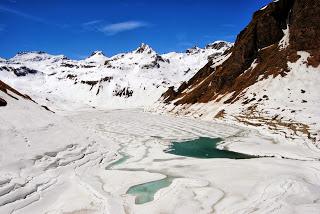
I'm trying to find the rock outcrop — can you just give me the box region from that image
[0,80,34,101]
[162,0,320,105]
[0,97,7,106]
[135,43,154,54]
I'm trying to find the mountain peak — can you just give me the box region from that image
[185,46,201,54]
[205,41,233,50]
[16,51,47,56]
[135,43,155,54]
[11,51,68,62]
[85,51,108,63]
[89,51,106,57]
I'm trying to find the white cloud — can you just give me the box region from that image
[100,21,148,35]
[0,4,46,23]
[82,20,102,26]
[81,20,102,32]
[0,4,68,28]
[81,20,102,31]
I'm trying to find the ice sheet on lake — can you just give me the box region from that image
[0,106,320,214]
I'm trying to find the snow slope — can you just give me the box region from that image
[1,101,319,213]
[151,51,320,145]
[0,82,120,213]
[0,80,319,213]
[0,41,232,111]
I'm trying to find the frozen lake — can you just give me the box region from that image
[0,109,320,214]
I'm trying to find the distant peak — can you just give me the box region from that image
[135,43,155,54]
[16,51,47,56]
[89,51,106,57]
[11,51,68,62]
[205,41,233,50]
[185,46,201,54]
[85,50,108,63]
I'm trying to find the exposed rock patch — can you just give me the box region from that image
[0,97,7,106]
[0,66,38,76]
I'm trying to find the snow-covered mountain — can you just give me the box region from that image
[152,0,320,144]
[0,41,232,110]
[0,1,320,213]
[84,51,108,64]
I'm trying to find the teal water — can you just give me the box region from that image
[165,137,254,159]
[127,176,174,204]
[105,153,130,170]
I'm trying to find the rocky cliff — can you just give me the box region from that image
[163,0,319,104]
[154,0,320,144]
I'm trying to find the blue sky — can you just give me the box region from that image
[0,0,272,59]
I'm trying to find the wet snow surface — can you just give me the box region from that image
[1,109,320,214]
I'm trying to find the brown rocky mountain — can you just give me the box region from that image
[154,0,320,143]
[162,0,319,104]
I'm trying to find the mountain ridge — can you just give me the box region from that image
[152,0,320,144]
[0,41,232,111]
[1,41,233,61]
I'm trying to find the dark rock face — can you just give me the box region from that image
[216,0,294,88]
[100,76,113,82]
[113,87,133,98]
[161,86,177,101]
[135,43,153,54]
[13,66,38,76]
[162,0,319,105]
[61,63,78,68]
[81,64,95,68]
[186,46,201,54]
[0,97,7,106]
[290,0,320,50]
[155,55,169,63]
[66,74,77,80]
[80,80,99,86]
[205,41,230,50]
[0,66,10,72]
[141,54,170,69]
[80,80,99,91]
[141,61,160,69]
[0,66,38,76]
